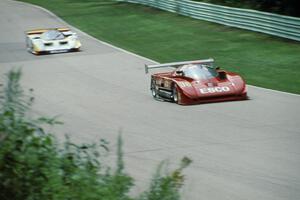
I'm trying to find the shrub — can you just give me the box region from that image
[0,69,191,200]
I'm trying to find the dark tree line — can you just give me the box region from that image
[194,0,300,17]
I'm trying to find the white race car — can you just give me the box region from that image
[26,28,81,55]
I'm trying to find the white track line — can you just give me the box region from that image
[17,0,300,97]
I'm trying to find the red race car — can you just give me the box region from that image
[145,59,247,105]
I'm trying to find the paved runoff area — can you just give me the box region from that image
[1,0,300,199]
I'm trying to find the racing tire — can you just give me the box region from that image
[172,85,179,103]
[151,79,158,98]
[27,43,34,54]
[26,37,32,53]
[71,48,80,52]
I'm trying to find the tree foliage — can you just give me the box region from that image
[193,0,300,17]
[0,69,191,200]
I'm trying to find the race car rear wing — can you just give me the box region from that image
[145,58,214,74]
[26,28,70,35]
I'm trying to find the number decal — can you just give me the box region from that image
[200,86,230,94]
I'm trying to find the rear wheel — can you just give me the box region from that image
[172,85,179,103]
[26,37,31,51]
[151,79,158,98]
[27,43,34,53]
[26,38,36,54]
[29,43,38,55]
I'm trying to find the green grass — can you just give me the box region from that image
[19,0,300,94]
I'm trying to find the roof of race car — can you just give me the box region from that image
[41,30,65,41]
[177,63,218,80]
[145,58,214,74]
[179,63,213,71]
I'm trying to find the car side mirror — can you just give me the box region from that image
[218,71,227,80]
[175,70,184,76]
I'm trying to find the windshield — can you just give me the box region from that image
[41,30,64,40]
[181,64,218,80]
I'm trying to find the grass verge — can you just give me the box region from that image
[19,0,300,94]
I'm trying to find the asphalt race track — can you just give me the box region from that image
[1,0,300,199]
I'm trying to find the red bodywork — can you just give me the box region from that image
[151,69,247,105]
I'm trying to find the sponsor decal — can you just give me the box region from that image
[200,86,230,94]
[178,82,192,87]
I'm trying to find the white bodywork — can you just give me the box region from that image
[26,28,81,54]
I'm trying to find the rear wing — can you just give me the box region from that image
[144,58,214,74]
[26,28,70,35]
